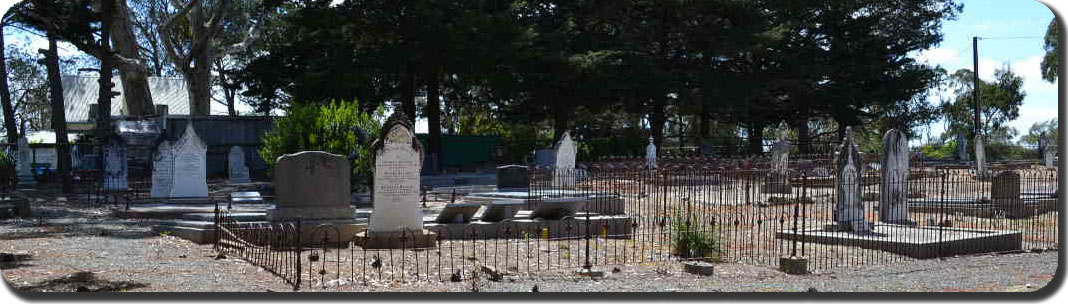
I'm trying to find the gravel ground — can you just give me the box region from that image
[0,196,1059,293]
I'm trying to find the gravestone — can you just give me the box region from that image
[228,146,251,184]
[763,122,791,194]
[833,127,871,233]
[102,136,128,191]
[169,124,208,197]
[552,132,577,188]
[496,165,528,189]
[359,111,436,248]
[879,129,912,225]
[1044,146,1056,168]
[266,151,355,221]
[645,137,657,169]
[974,135,986,175]
[956,133,969,161]
[991,171,1023,217]
[15,137,34,186]
[150,141,174,197]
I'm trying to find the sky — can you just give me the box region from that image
[1,0,1063,138]
[913,0,1059,143]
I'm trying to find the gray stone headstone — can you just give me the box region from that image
[16,137,34,186]
[991,171,1023,217]
[169,124,208,197]
[150,141,174,198]
[228,146,251,184]
[552,132,577,188]
[956,133,969,161]
[974,135,986,174]
[496,165,528,189]
[762,122,791,194]
[645,137,657,169]
[369,117,424,233]
[879,129,912,225]
[835,127,870,232]
[102,136,127,191]
[267,151,355,221]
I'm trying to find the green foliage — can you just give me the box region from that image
[1042,19,1058,83]
[259,100,383,191]
[919,141,956,160]
[671,215,721,263]
[943,67,1025,140]
[1020,118,1058,146]
[496,123,553,164]
[0,150,14,167]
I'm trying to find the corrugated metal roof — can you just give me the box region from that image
[61,75,195,122]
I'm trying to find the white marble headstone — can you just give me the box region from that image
[150,141,174,198]
[228,146,250,183]
[102,137,128,190]
[552,132,577,188]
[879,129,911,224]
[645,137,657,169]
[1045,147,1056,168]
[835,127,869,232]
[169,124,208,197]
[370,124,424,233]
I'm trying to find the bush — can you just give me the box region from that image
[671,215,722,263]
[259,100,383,191]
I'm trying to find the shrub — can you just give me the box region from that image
[671,215,722,263]
[259,100,383,191]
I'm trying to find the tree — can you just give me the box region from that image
[42,34,72,193]
[159,0,249,116]
[13,0,156,116]
[1,14,18,145]
[1041,19,1057,83]
[942,67,1025,140]
[1020,118,1058,146]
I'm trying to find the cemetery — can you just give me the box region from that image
[0,0,1061,294]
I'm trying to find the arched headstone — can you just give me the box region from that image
[879,129,912,225]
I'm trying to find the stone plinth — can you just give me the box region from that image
[777,224,1022,259]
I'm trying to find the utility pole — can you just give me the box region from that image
[972,37,981,137]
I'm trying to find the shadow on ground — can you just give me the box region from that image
[0,253,34,270]
[15,271,149,292]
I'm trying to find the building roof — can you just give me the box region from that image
[61,75,247,122]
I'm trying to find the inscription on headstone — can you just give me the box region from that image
[169,124,208,197]
[228,146,251,183]
[879,129,912,225]
[370,114,424,233]
[150,141,174,197]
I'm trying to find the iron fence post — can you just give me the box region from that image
[583,210,592,271]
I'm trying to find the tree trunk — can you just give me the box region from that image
[1,25,18,146]
[97,0,115,171]
[187,48,213,116]
[214,58,237,117]
[426,67,442,174]
[650,97,667,149]
[44,35,72,193]
[401,63,416,122]
[746,122,765,156]
[110,0,154,116]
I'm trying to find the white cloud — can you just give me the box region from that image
[915,48,959,66]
